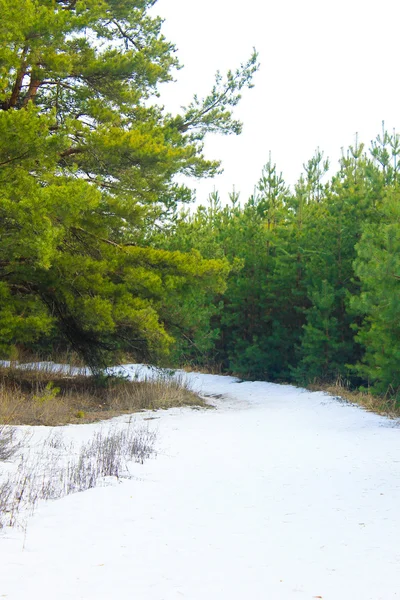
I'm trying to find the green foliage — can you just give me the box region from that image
[156,129,400,398]
[292,145,380,384]
[352,188,400,395]
[0,0,257,370]
[33,381,60,404]
[2,0,400,397]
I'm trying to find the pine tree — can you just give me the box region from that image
[0,0,258,369]
[352,187,400,396]
[293,143,380,384]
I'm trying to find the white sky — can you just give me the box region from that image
[154,0,400,203]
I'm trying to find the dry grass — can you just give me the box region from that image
[0,364,206,426]
[180,364,224,375]
[308,381,400,418]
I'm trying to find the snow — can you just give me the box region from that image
[1,367,400,599]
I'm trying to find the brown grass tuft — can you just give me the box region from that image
[0,364,206,426]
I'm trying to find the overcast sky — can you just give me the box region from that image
[154,0,400,204]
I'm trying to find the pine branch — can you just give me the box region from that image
[60,147,86,158]
[70,226,122,249]
[0,151,30,167]
[111,20,143,51]
[1,47,29,110]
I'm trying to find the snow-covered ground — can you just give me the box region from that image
[1,367,400,599]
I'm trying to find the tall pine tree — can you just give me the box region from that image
[0,0,258,369]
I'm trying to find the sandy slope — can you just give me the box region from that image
[1,368,399,599]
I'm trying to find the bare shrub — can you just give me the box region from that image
[126,424,157,464]
[0,466,37,529]
[0,422,156,530]
[0,426,21,461]
[42,431,70,451]
[0,480,13,529]
[62,424,156,495]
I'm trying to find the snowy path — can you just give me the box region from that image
[1,371,400,599]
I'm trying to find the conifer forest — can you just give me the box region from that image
[1,0,400,403]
